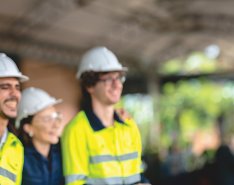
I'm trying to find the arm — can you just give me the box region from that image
[116,109,151,185]
[61,116,89,185]
[132,119,151,185]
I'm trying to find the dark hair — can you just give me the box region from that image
[80,72,100,87]
[79,72,100,110]
[7,118,17,135]
[17,116,34,146]
[79,71,125,110]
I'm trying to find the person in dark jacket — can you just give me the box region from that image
[16,87,65,185]
[212,145,234,185]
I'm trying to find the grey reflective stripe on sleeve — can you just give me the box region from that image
[65,174,87,184]
[87,173,141,185]
[124,174,141,184]
[0,167,16,182]
[90,151,138,164]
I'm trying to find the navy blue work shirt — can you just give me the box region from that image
[22,143,64,185]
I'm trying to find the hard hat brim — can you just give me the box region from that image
[95,66,128,73]
[0,74,29,82]
[39,98,63,112]
[77,67,128,79]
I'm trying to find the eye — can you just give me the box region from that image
[38,112,63,124]
[0,83,21,91]
[15,84,21,91]
[0,84,10,90]
[105,77,113,82]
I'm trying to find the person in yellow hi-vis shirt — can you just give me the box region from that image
[62,47,151,185]
[0,53,29,185]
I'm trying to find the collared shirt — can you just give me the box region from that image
[22,143,64,185]
[84,108,124,131]
[84,109,149,184]
[62,110,149,185]
[0,128,8,149]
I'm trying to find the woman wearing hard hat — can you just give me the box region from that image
[16,87,65,185]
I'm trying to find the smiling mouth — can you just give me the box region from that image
[49,132,59,136]
[5,101,17,110]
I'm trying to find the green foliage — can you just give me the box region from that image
[120,50,234,152]
[117,94,154,151]
[159,59,183,75]
[184,52,217,74]
[159,52,218,75]
[160,79,234,148]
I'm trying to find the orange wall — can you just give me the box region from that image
[21,59,80,128]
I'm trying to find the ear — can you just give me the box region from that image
[23,124,32,134]
[86,86,94,94]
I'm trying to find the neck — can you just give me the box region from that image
[32,140,51,158]
[92,101,115,127]
[0,116,8,138]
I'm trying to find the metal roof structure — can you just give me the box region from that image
[0,0,234,76]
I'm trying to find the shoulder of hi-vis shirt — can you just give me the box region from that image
[62,110,143,185]
[0,132,24,185]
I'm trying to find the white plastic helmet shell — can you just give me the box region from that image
[15,87,62,128]
[0,53,29,82]
[76,46,128,79]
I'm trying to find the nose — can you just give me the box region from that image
[10,87,21,98]
[52,113,63,127]
[52,119,61,128]
[52,119,64,137]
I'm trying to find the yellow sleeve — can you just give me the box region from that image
[61,113,89,185]
[127,118,143,172]
[16,144,24,185]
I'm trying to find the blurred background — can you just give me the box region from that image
[1,0,234,184]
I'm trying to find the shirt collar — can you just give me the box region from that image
[84,108,124,131]
[0,128,8,149]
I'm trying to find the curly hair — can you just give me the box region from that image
[79,72,100,110]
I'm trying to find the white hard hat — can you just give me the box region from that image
[15,87,62,128]
[0,53,29,82]
[76,46,128,79]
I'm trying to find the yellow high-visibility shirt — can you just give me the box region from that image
[0,132,24,185]
[62,110,143,185]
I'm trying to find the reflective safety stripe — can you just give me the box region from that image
[0,167,16,182]
[65,174,87,183]
[90,151,138,164]
[87,173,141,185]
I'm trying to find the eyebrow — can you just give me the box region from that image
[0,83,21,88]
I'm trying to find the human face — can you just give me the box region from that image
[88,72,125,106]
[28,106,63,145]
[0,78,21,119]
